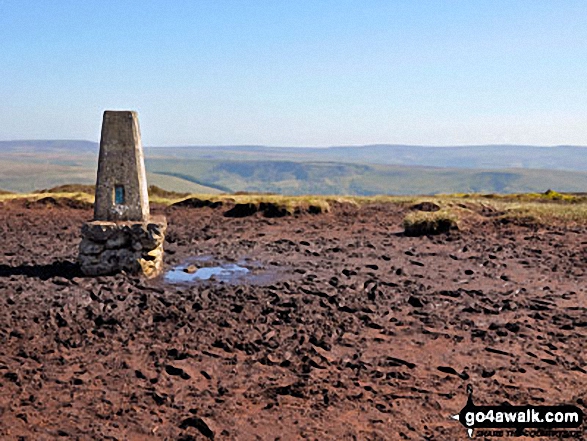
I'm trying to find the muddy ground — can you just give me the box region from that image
[0,201,586,440]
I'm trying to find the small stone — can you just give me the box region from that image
[184,265,198,274]
[77,254,101,268]
[79,239,104,255]
[105,232,131,249]
[140,259,162,279]
[81,222,116,242]
[145,246,162,259]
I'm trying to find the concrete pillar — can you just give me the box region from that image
[80,110,166,278]
[94,110,150,222]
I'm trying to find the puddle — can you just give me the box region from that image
[165,263,250,283]
[164,255,284,285]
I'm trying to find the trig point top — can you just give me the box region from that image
[93,110,150,222]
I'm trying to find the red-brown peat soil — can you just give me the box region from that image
[0,199,585,440]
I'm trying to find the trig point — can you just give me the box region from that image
[78,110,167,278]
[94,111,150,222]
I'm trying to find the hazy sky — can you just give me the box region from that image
[1,1,587,146]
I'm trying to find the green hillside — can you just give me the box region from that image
[147,158,587,196]
[3,140,587,195]
[0,159,221,194]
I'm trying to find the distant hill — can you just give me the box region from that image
[147,159,587,195]
[4,140,587,170]
[0,157,222,194]
[0,140,98,154]
[146,144,587,171]
[3,140,587,195]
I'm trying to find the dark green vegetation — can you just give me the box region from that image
[2,140,587,195]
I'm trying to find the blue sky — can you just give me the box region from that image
[1,1,587,146]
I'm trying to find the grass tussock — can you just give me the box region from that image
[172,194,338,217]
[403,210,459,236]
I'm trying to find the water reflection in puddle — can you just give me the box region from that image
[164,255,279,285]
[165,263,249,283]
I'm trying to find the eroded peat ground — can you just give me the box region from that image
[0,201,586,440]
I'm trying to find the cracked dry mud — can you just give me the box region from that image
[0,201,586,440]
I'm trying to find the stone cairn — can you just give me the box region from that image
[79,111,167,278]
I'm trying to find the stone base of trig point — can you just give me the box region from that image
[78,215,167,278]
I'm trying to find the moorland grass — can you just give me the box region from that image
[2,187,587,226]
[403,210,459,236]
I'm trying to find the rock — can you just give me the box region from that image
[184,265,198,274]
[79,216,166,278]
[144,246,162,260]
[147,222,165,238]
[81,222,116,242]
[77,253,101,268]
[79,239,104,255]
[105,231,131,249]
[140,251,164,279]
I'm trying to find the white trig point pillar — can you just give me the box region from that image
[78,110,166,278]
[94,111,150,221]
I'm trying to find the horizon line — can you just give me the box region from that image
[1,139,587,149]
